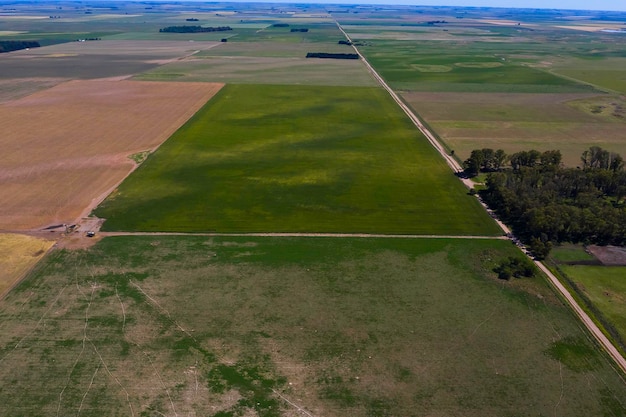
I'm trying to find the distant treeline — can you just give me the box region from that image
[159,26,232,33]
[0,40,40,53]
[272,23,289,27]
[306,52,358,60]
[291,28,309,32]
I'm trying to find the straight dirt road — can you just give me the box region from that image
[335,21,626,376]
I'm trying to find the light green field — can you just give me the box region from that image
[1,236,625,417]
[401,92,626,165]
[95,84,499,235]
[551,58,626,94]
[561,265,626,346]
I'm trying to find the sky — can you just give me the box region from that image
[398,0,626,11]
[255,0,626,12]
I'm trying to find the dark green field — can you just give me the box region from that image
[95,84,499,235]
[1,236,625,417]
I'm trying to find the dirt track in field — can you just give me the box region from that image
[0,79,223,230]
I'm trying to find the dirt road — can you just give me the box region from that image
[335,21,626,376]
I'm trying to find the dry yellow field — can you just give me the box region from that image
[0,79,223,230]
[0,234,53,297]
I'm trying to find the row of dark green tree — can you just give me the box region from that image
[159,26,232,33]
[467,147,625,258]
[0,40,40,53]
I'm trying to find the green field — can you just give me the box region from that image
[561,265,626,348]
[1,236,625,416]
[95,84,499,235]
[354,40,597,93]
[551,58,626,94]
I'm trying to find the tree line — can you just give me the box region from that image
[468,146,625,258]
[159,26,232,33]
[305,52,358,59]
[0,40,40,53]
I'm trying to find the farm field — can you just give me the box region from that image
[0,40,220,80]
[0,79,223,230]
[336,8,626,166]
[1,3,626,416]
[95,84,499,235]
[401,92,626,165]
[560,265,626,352]
[135,26,375,86]
[550,58,626,95]
[1,236,625,416]
[135,55,376,86]
[0,234,53,297]
[353,40,597,93]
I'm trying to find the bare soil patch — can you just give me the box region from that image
[0,79,223,230]
[587,245,626,266]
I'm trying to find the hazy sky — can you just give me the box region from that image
[398,0,626,11]
[281,0,626,12]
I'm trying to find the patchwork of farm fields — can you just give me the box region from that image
[1,236,625,417]
[2,3,626,416]
[0,79,223,229]
[0,40,220,80]
[95,84,499,235]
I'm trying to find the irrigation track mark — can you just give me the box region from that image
[116,282,126,333]
[272,389,316,417]
[56,282,95,417]
[130,280,195,339]
[1,285,67,357]
[145,351,178,417]
[90,339,136,417]
[335,20,626,378]
[101,231,506,240]
[77,362,101,417]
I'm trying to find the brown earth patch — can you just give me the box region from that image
[587,245,626,266]
[0,79,223,230]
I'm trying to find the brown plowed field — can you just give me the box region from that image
[0,79,223,230]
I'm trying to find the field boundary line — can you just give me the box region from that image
[535,260,626,375]
[100,231,506,239]
[335,20,626,379]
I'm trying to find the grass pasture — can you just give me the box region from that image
[401,92,626,165]
[0,79,222,230]
[1,236,625,416]
[0,234,53,297]
[560,265,626,351]
[95,84,499,235]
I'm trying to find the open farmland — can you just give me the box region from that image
[353,40,596,93]
[0,79,223,230]
[401,92,626,165]
[135,55,377,86]
[551,245,626,355]
[0,40,220,80]
[0,234,53,297]
[95,84,500,235]
[1,236,625,417]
